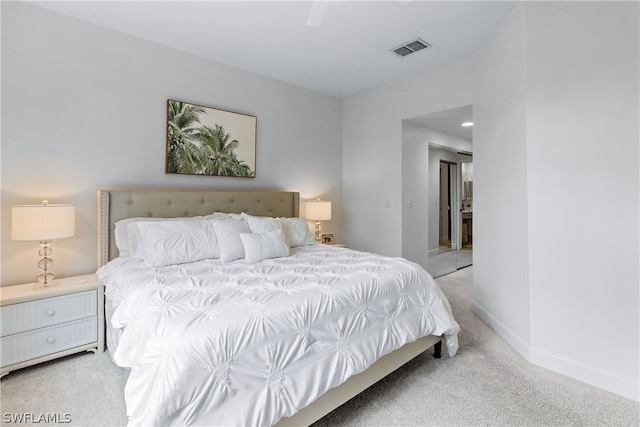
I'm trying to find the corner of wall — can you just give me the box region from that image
[471,300,530,360]
[529,348,639,402]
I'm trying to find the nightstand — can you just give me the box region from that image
[0,274,104,378]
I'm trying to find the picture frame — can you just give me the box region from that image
[166,99,256,178]
[321,233,335,244]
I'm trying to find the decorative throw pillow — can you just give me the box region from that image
[213,219,252,262]
[277,217,317,247]
[240,229,290,264]
[246,215,281,234]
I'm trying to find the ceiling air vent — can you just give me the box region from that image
[392,38,431,57]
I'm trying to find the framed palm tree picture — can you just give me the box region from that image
[166,99,256,177]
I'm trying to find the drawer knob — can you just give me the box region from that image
[46,336,56,344]
[46,308,55,316]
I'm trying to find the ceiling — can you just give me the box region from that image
[29,1,515,98]
[407,104,473,139]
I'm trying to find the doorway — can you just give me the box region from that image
[439,161,456,251]
[460,161,473,251]
[427,149,473,278]
[400,104,473,278]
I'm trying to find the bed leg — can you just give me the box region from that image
[433,340,442,359]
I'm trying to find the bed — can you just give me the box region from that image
[95,188,459,426]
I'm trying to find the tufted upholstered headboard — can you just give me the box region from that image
[96,188,300,267]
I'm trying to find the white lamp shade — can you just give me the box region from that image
[12,204,75,241]
[304,200,332,221]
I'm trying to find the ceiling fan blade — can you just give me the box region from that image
[307,1,328,26]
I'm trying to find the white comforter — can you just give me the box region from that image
[97,245,459,426]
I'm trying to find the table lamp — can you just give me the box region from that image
[303,198,332,241]
[11,200,75,286]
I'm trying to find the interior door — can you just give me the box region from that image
[439,161,458,250]
[449,162,458,250]
[439,162,451,249]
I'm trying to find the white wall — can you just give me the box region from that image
[525,1,639,400]
[343,59,474,256]
[473,1,639,400]
[1,2,343,286]
[401,121,431,268]
[472,2,531,359]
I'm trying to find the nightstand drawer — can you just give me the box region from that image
[0,290,97,336]
[0,317,97,368]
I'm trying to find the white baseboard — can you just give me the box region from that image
[471,299,530,359]
[530,347,639,402]
[472,299,639,402]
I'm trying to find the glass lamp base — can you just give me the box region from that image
[314,221,322,242]
[35,241,55,288]
[37,272,54,284]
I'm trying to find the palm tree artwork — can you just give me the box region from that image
[166,100,256,177]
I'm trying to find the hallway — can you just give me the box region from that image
[427,249,472,278]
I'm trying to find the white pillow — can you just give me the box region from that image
[240,229,290,264]
[207,212,235,220]
[277,217,317,247]
[126,221,143,259]
[228,212,245,221]
[114,213,225,257]
[128,220,185,260]
[114,217,164,256]
[213,220,251,262]
[246,215,281,234]
[132,218,219,267]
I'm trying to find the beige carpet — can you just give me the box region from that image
[1,267,638,426]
